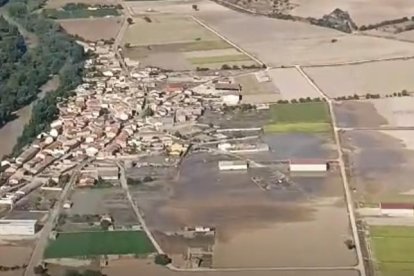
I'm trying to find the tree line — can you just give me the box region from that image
[4,0,86,155]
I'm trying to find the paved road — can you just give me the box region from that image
[296,65,367,276]
[24,160,89,276]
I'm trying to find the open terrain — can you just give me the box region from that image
[269,68,322,100]
[104,258,359,276]
[342,130,414,203]
[122,14,255,70]
[288,0,414,26]
[370,226,414,276]
[190,0,414,67]
[44,231,154,258]
[334,97,414,128]
[304,60,414,98]
[58,17,123,41]
[264,102,331,133]
[130,150,355,268]
[235,72,280,104]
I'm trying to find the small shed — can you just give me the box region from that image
[380,203,414,217]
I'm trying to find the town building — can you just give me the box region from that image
[0,220,37,235]
[289,160,328,172]
[380,203,414,217]
[218,160,248,171]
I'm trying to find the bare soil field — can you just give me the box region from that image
[235,73,281,104]
[288,0,414,26]
[122,14,254,70]
[343,130,414,203]
[268,68,321,100]
[45,0,118,9]
[103,258,359,276]
[194,1,414,67]
[305,60,414,98]
[0,245,31,267]
[131,152,355,267]
[58,17,123,42]
[67,188,137,227]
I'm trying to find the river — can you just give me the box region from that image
[0,76,60,159]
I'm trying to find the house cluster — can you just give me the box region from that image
[0,41,230,203]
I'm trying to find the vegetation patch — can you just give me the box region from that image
[264,122,330,133]
[371,226,414,276]
[43,3,120,19]
[188,54,249,65]
[263,102,331,134]
[44,230,155,258]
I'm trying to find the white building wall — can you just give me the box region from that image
[289,163,327,172]
[218,161,248,171]
[381,209,414,217]
[0,220,36,235]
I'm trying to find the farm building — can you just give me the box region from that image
[380,203,414,217]
[289,160,328,172]
[218,160,248,171]
[215,83,241,92]
[0,219,37,236]
[221,94,241,106]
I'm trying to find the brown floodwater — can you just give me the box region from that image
[0,76,59,159]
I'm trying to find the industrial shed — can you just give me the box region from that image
[0,219,37,236]
[380,203,414,217]
[289,160,328,172]
[218,160,248,171]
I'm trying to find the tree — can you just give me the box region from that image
[127,17,133,24]
[154,254,172,266]
[192,4,198,11]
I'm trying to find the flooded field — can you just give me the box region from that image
[334,101,387,128]
[343,130,414,202]
[104,258,360,276]
[131,151,355,267]
[0,76,59,159]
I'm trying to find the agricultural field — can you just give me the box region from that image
[44,231,155,258]
[192,0,414,67]
[342,130,414,204]
[58,17,123,41]
[122,14,256,70]
[103,258,359,276]
[65,188,138,229]
[264,102,331,133]
[334,97,414,128]
[288,0,414,26]
[131,151,354,268]
[370,226,414,276]
[43,3,121,19]
[235,72,280,104]
[268,68,321,100]
[304,60,414,98]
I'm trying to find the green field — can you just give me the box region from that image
[43,7,120,19]
[264,122,331,133]
[44,231,155,258]
[371,226,414,276]
[264,102,331,133]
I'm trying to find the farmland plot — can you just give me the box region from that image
[304,59,414,98]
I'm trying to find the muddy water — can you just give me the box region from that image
[0,76,60,159]
[213,205,357,268]
[333,101,387,128]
